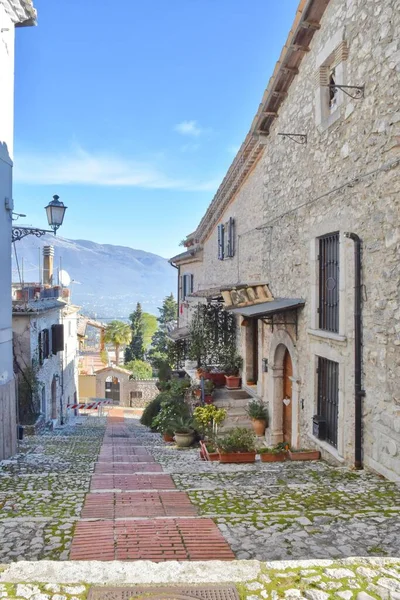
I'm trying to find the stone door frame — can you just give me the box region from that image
[268,329,300,448]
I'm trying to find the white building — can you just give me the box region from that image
[13,293,80,428]
[12,246,80,427]
[0,0,36,458]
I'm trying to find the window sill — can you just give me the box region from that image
[309,434,345,463]
[307,329,347,343]
[317,105,341,132]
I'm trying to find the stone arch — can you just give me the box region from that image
[267,328,300,448]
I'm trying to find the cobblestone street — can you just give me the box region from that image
[1,411,400,599]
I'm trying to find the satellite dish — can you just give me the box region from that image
[59,270,71,287]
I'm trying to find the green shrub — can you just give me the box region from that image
[246,399,268,421]
[140,392,170,428]
[169,378,191,398]
[217,427,256,453]
[151,396,189,434]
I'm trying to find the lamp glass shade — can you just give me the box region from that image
[45,195,67,231]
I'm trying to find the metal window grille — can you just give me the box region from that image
[317,356,339,447]
[318,232,340,333]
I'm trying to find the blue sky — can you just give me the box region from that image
[13,0,299,258]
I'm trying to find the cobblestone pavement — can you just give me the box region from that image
[0,412,399,566]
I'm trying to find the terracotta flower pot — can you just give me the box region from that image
[260,452,286,462]
[288,449,321,461]
[204,372,226,387]
[252,419,266,436]
[225,375,241,390]
[204,395,213,404]
[163,433,174,442]
[219,451,256,463]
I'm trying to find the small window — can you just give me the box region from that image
[130,391,143,400]
[180,273,194,300]
[318,232,340,333]
[317,356,339,448]
[51,324,64,354]
[218,218,235,260]
[329,68,337,113]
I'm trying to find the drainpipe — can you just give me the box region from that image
[344,232,365,469]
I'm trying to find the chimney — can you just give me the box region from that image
[43,246,54,286]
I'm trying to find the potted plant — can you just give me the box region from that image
[246,399,268,436]
[203,368,226,388]
[203,379,215,404]
[223,354,243,389]
[258,444,287,462]
[171,416,196,447]
[217,427,257,463]
[288,447,321,461]
[199,440,219,461]
[151,395,189,443]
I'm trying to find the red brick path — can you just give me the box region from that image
[70,408,234,561]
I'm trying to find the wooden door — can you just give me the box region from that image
[283,350,293,444]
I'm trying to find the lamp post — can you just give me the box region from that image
[12,195,67,242]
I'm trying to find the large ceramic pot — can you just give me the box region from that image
[252,419,266,436]
[225,375,241,390]
[260,452,286,462]
[219,451,256,464]
[174,431,195,448]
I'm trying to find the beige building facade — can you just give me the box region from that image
[171,0,400,481]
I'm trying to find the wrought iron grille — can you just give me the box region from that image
[317,356,339,447]
[318,232,340,333]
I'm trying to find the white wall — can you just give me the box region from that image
[0,5,15,388]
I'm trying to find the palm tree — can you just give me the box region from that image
[104,320,132,365]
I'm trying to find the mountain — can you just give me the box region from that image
[12,235,177,319]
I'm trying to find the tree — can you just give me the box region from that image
[125,360,153,380]
[125,303,145,362]
[104,320,132,365]
[148,294,178,369]
[142,312,158,347]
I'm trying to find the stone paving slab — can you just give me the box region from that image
[90,473,176,491]
[81,491,198,518]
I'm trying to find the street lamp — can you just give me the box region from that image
[45,195,67,235]
[11,194,67,242]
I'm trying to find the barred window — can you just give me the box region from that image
[317,356,339,448]
[318,232,339,333]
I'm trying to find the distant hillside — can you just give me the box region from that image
[12,235,177,319]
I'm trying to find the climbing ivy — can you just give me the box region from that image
[188,302,236,367]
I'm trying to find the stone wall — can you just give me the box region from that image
[94,366,158,407]
[178,0,400,480]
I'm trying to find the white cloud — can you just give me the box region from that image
[174,120,204,137]
[13,145,219,192]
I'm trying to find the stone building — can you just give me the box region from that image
[171,0,400,481]
[12,246,80,427]
[0,0,36,458]
[13,293,80,427]
[94,366,158,408]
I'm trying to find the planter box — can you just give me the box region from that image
[204,372,226,387]
[288,449,321,461]
[200,441,219,462]
[260,452,287,462]
[219,451,256,463]
[225,375,241,390]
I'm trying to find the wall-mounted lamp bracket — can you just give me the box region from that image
[12,226,52,243]
[278,133,307,145]
[324,84,364,99]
